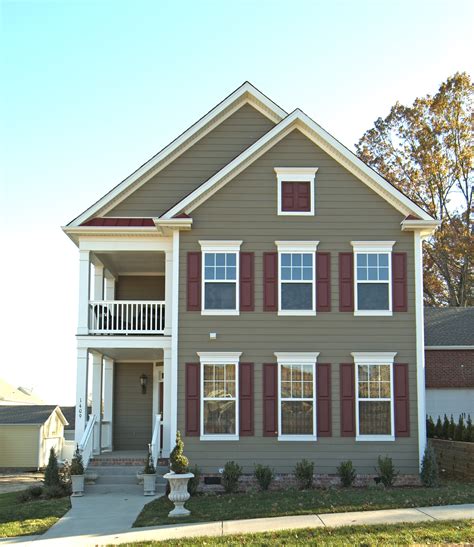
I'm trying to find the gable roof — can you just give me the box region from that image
[162,108,433,221]
[425,307,474,347]
[0,405,68,426]
[68,82,287,227]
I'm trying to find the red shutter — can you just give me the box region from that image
[240,252,254,312]
[185,363,200,436]
[394,363,410,437]
[296,182,311,211]
[392,252,408,312]
[317,363,332,436]
[339,253,354,312]
[239,363,254,436]
[340,363,355,436]
[281,182,295,211]
[281,181,310,212]
[263,252,278,311]
[316,252,331,312]
[263,364,277,436]
[187,252,201,311]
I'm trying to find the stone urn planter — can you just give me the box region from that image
[143,473,156,496]
[71,474,85,497]
[163,472,194,517]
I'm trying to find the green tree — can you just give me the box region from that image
[356,72,473,306]
[44,448,60,487]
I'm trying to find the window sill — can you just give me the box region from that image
[201,310,240,316]
[278,435,317,441]
[354,310,393,317]
[356,435,395,442]
[200,435,239,441]
[278,310,316,316]
[277,211,315,216]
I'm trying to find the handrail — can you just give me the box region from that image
[89,300,165,334]
[78,414,96,469]
[149,413,162,467]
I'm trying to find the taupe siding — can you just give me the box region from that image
[0,426,40,468]
[177,129,419,474]
[107,104,275,218]
[116,276,165,300]
[113,362,153,450]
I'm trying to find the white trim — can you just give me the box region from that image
[351,352,397,364]
[197,352,242,364]
[274,352,320,364]
[275,168,318,216]
[425,346,474,350]
[68,83,286,226]
[275,241,319,252]
[201,310,240,316]
[169,230,180,456]
[401,219,440,236]
[199,240,243,252]
[163,109,433,221]
[354,310,393,317]
[351,241,396,253]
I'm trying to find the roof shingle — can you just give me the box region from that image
[424,307,474,347]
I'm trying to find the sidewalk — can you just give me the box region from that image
[1,503,472,546]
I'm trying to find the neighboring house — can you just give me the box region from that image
[0,379,44,405]
[0,406,68,469]
[63,82,439,476]
[425,307,474,420]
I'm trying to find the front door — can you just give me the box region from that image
[113,362,153,450]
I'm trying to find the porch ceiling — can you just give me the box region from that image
[95,251,165,276]
[97,347,164,361]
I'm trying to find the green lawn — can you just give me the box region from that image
[134,482,474,528]
[125,520,474,545]
[0,491,70,538]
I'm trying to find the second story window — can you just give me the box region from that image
[275,167,318,216]
[351,242,394,316]
[276,241,318,316]
[200,241,242,315]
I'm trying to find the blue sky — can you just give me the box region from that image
[1,0,473,403]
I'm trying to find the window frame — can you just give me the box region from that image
[351,241,395,317]
[275,167,318,216]
[352,352,396,442]
[275,352,319,441]
[199,241,242,316]
[197,351,241,441]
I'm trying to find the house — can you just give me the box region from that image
[0,379,44,405]
[0,406,68,469]
[425,307,474,420]
[63,82,439,478]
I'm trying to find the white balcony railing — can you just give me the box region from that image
[89,300,165,334]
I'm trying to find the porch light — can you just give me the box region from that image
[140,374,148,394]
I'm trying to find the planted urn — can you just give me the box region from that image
[163,431,194,517]
[70,446,85,497]
[143,448,156,496]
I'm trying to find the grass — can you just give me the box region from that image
[0,490,70,538]
[124,520,474,545]
[134,481,474,528]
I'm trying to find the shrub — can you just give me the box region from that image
[17,490,32,503]
[43,485,66,499]
[420,444,439,487]
[449,415,456,440]
[188,464,201,496]
[426,416,435,438]
[455,415,465,441]
[377,456,398,487]
[44,448,60,487]
[170,431,189,474]
[337,460,357,487]
[465,415,473,442]
[70,446,84,475]
[254,464,273,491]
[143,448,156,474]
[294,459,314,489]
[222,461,242,493]
[442,414,450,438]
[27,485,43,498]
[434,416,443,438]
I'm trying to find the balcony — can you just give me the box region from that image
[89,300,165,335]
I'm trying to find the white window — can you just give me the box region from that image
[275,352,319,441]
[276,241,319,316]
[351,241,395,316]
[200,241,242,315]
[198,352,241,441]
[275,167,318,216]
[352,352,396,441]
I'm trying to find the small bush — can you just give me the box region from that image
[43,485,66,499]
[442,414,450,438]
[377,456,398,487]
[254,464,274,491]
[426,416,435,438]
[465,415,473,442]
[337,460,357,487]
[27,485,43,498]
[44,447,60,487]
[222,461,242,493]
[294,459,314,489]
[143,448,156,474]
[17,490,32,503]
[70,446,84,475]
[420,444,439,487]
[188,464,201,496]
[170,431,189,474]
[449,415,456,440]
[455,415,465,441]
[434,416,443,438]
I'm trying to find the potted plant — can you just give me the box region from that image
[143,448,156,496]
[70,445,85,497]
[163,431,194,517]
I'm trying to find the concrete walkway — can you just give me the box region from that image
[1,502,472,546]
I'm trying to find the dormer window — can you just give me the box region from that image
[275,168,318,216]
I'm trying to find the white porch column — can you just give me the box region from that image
[93,263,104,301]
[104,270,116,300]
[91,352,103,454]
[103,357,114,451]
[164,250,173,336]
[170,230,180,452]
[75,348,89,444]
[77,250,90,335]
[162,347,172,456]
[152,362,159,426]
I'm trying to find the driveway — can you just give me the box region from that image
[0,473,43,493]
